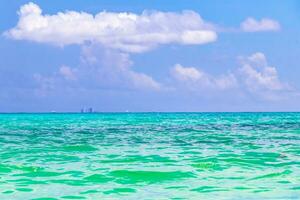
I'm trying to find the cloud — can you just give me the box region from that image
[172,64,205,82]
[5,2,217,53]
[80,45,161,90]
[238,52,290,92]
[241,17,280,32]
[170,53,296,100]
[171,64,237,90]
[34,44,161,96]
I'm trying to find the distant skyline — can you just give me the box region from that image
[1,0,300,112]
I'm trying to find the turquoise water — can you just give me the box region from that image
[0,113,300,200]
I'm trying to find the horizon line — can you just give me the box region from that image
[1,111,300,114]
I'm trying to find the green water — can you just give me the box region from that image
[0,113,300,199]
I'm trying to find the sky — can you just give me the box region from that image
[1,0,300,112]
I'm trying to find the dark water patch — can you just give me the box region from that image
[252,189,271,193]
[278,180,291,184]
[128,136,149,144]
[50,179,86,186]
[194,139,232,145]
[234,186,252,190]
[237,142,261,149]
[61,196,86,199]
[63,145,97,152]
[100,155,175,164]
[110,170,195,184]
[165,186,189,189]
[178,150,202,155]
[0,164,12,173]
[173,138,191,146]
[80,189,100,194]
[249,170,292,180]
[271,161,300,167]
[103,187,136,195]
[15,187,33,192]
[105,154,120,159]
[84,174,113,183]
[2,190,14,194]
[207,176,245,180]
[13,171,64,178]
[191,186,227,193]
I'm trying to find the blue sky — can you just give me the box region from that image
[1,0,300,112]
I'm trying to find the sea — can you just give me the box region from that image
[0,113,299,200]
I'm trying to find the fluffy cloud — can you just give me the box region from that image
[171,53,295,100]
[34,45,161,95]
[171,64,237,90]
[239,52,290,92]
[5,2,217,53]
[241,17,280,32]
[80,45,161,90]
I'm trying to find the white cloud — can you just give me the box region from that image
[5,2,217,53]
[171,64,237,90]
[172,64,205,82]
[170,53,296,100]
[34,44,161,94]
[239,52,289,92]
[80,45,161,90]
[241,17,280,32]
[31,51,298,101]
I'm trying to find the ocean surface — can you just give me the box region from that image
[0,113,300,200]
